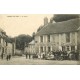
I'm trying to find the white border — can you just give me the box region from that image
[0,0,80,80]
[0,0,80,14]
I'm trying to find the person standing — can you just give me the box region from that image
[6,49,11,61]
[1,53,3,60]
[67,50,71,60]
[6,54,9,61]
[75,50,79,60]
[25,51,28,59]
[9,54,11,60]
[1,48,4,60]
[8,49,11,60]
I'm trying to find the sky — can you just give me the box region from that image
[0,14,53,37]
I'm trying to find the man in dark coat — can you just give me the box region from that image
[25,51,28,59]
[1,53,3,60]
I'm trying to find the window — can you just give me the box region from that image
[71,46,75,51]
[53,35,55,43]
[48,47,51,52]
[35,41,37,43]
[6,42,8,46]
[40,47,43,53]
[44,47,46,52]
[47,35,50,42]
[67,46,70,51]
[62,46,65,51]
[66,33,70,42]
[2,47,4,53]
[40,36,43,42]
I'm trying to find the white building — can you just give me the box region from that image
[35,18,80,54]
[24,40,35,59]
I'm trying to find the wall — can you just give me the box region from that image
[7,43,12,55]
[35,31,78,53]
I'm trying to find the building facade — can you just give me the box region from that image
[24,40,35,58]
[35,32,78,53]
[35,18,80,54]
[0,28,15,57]
[0,30,7,56]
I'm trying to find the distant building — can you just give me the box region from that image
[35,18,80,55]
[25,40,35,54]
[24,40,35,58]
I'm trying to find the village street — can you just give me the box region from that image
[0,15,80,65]
[0,56,79,65]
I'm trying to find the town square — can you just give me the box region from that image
[0,14,80,65]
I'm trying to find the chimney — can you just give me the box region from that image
[44,17,48,25]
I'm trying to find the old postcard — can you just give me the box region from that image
[0,14,80,65]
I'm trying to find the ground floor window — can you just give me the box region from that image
[62,46,65,51]
[71,46,75,51]
[67,46,70,51]
[44,47,46,52]
[48,47,51,52]
[77,45,80,51]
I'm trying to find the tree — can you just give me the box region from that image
[32,32,35,40]
[14,34,32,50]
[53,14,79,22]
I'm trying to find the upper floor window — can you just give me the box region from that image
[0,37,1,43]
[40,47,43,53]
[47,35,50,42]
[62,46,65,51]
[3,39,5,43]
[40,36,43,42]
[6,42,8,46]
[66,33,70,42]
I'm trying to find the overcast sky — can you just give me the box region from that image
[0,14,53,37]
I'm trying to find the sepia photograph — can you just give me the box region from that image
[1,0,80,80]
[0,14,80,65]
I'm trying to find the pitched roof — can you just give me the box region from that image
[29,40,35,45]
[36,18,80,36]
[3,36,13,43]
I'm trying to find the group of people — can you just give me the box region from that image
[6,54,11,61]
[25,54,31,59]
[24,50,80,60]
[0,52,11,61]
[40,50,79,60]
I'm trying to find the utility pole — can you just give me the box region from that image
[13,37,16,55]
